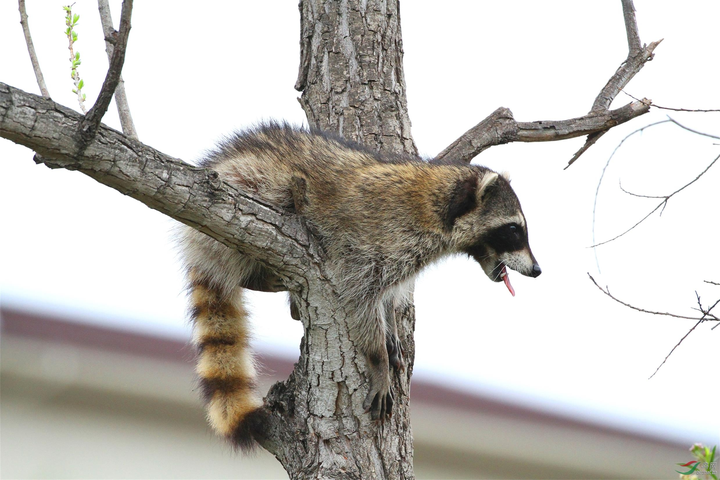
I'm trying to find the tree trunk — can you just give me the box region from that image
[259,1,417,478]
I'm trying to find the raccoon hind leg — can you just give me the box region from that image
[355,300,394,421]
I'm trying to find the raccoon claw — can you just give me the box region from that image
[387,335,405,372]
[363,386,394,421]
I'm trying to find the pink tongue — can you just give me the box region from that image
[501,266,515,297]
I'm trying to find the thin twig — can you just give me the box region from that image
[622,91,720,113]
[80,0,133,142]
[587,274,719,379]
[649,295,719,379]
[64,4,87,113]
[648,319,703,379]
[590,119,671,273]
[587,274,710,321]
[666,116,720,140]
[97,0,137,139]
[592,152,720,247]
[18,0,50,98]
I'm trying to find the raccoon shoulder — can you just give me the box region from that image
[197,123,400,208]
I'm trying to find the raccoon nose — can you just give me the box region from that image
[530,263,542,278]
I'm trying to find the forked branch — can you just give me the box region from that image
[592,119,720,248]
[79,0,133,143]
[97,0,137,139]
[434,0,661,167]
[588,274,719,379]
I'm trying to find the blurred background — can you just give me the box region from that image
[1,1,718,478]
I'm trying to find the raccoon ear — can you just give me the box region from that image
[444,174,479,230]
[477,171,499,202]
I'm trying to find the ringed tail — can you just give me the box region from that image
[188,268,265,450]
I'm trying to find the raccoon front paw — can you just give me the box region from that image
[363,374,394,421]
[386,334,405,372]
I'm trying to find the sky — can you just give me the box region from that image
[1,1,718,445]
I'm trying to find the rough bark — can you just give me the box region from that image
[296,0,416,156]
[275,1,417,477]
[1,75,415,479]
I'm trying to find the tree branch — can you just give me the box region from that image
[97,0,137,139]
[622,91,720,113]
[433,101,650,165]
[0,82,320,287]
[79,0,133,143]
[590,0,661,113]
[433,0,661,167]
[592,150,719,248]
[587,274,719,378]
[18,0,50,99]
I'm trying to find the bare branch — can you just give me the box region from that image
[649,295,719,379]
[648,320,703,379]
[80,0,133,142]
[18,0,50,99]
[565,131,607,170]
[97,0,137,139]
[434,0,659,166]
[592,151,720,247]
[433,101,650,165]
[591,1,662,113]
[587,274,719,379]
[587,274,712,321]
[620,0,642,53]
[0,82,320,287]
[666,116,720,140]
[622,91,720,113]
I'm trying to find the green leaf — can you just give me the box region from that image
[75,52,80,61]
[73,14,79,24]
[78,79,84,90]
[72,31,78,42]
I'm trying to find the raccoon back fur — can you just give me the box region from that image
[178,122,541,449]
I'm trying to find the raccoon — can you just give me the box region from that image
[178,122,540,449]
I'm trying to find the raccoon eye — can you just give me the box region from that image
[508,224,520,239]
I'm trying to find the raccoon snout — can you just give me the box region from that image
[530,263,542,278]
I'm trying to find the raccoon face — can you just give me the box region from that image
[445,169,541,296]
[464,221,541,296]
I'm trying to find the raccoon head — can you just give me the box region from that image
[446,168,541,296]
